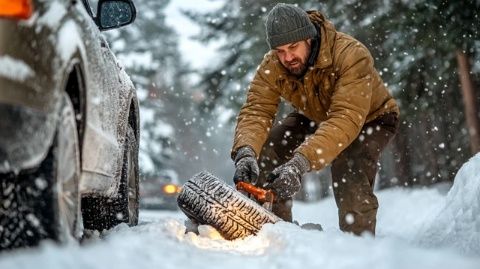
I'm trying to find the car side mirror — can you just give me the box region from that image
[97,0,136,31]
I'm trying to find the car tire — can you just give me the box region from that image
[0,93,82,249]
[177,171,280,240]
[82,125,139,231]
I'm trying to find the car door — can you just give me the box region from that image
[73,0,123,183]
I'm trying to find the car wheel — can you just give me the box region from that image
[0,93,82,249]
[82,125,139,231]
[177,171,280,240]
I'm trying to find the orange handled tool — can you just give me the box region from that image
[236,182,275,209]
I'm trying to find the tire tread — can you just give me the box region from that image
[177,171,280,240]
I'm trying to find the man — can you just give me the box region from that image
[231,3,399,236]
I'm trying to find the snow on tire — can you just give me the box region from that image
[177,171,280,240]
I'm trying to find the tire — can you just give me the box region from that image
[0,93,82,249]
[177,171,280,240]
[82,125,139,231]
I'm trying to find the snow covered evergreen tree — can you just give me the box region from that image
[185,0,479,188]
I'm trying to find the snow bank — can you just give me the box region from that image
[294,153,480,257]
[1,214,478,269]
[417,153,480,255]
[294,185,448,239]
[1,157,480,268]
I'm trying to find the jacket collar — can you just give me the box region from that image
[306,26,320,70]
[307,10,336,70]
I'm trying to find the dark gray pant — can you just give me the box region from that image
[256,112,399,235]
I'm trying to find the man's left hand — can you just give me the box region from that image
[268,153,310,200]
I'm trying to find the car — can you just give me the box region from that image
[140,170,181,211]
[0,0,140,249]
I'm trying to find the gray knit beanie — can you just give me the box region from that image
[265,3,317,49]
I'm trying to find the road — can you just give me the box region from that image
[1,181,480,269]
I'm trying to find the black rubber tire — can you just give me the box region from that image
[0,94,82,250]
[177,171,280,240]
[82,125,139,231]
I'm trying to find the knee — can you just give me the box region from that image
[334,186,378,213]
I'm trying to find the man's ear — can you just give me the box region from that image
[306,38,312,46]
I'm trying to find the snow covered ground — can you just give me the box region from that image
[1,154,480,269]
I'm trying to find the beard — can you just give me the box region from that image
[282,44,311,76]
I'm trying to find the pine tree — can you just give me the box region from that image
[376,0,479,185]
[184,0,479,188]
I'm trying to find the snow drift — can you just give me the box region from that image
[1,154,480,269]
[417,153,480,255]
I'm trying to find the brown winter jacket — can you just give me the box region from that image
[231,11,399,171]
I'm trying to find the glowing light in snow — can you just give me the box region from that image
[167,220,272,255]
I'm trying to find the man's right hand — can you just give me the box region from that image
[233,146,259,184]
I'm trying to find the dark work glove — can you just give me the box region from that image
[268,153,310,200]
[233,146,259,184]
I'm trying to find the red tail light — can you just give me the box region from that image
[0,0,34,20]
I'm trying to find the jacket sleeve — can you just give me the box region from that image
[231,56,281,159]
[296,42,374,170]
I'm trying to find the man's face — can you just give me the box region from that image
[274,39,311,76]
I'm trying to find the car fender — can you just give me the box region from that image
[112,81,139,195]
[0,9,87,173]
